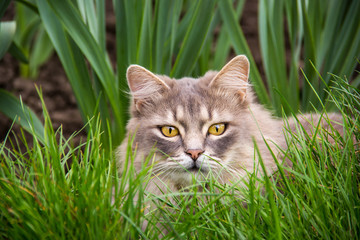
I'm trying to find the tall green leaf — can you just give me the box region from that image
[45,0,126,134]
[0,89,44,144]
[0,21,16,59]
[36,0,99,137]
[0,0,11,19]
[219,0,270,106]
[171,0,217,78]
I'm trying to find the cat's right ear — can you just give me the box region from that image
[209,55,250,102]
[127,65,170,111]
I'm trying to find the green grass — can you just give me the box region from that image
[1,76,359,239]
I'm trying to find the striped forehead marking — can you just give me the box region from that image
[199,105,210,121]
[175,105,185,120]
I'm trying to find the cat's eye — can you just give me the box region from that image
[160,126,179,137]
[208,123,226,136]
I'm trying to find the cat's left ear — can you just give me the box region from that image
[209,55,250,101]
[127,65,170,110]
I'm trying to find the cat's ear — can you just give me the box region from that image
[209,55,250,101]
[127,65,170,110]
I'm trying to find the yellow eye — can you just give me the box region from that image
[208,123,226,135]
[161,126,179,137]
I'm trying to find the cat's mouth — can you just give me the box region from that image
[188,166,200,172]
[186,164,207,173]
[174,155,211,173]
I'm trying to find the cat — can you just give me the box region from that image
[116,55,344,195]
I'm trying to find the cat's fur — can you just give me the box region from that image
[116,55,343,195]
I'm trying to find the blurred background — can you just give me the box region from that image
[1,0,359,149]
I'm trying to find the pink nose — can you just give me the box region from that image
[186,149,204,160]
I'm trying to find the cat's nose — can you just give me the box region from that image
[186,149,204,161]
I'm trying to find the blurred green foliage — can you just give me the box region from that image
[0,0,359,149]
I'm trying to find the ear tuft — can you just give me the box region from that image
[209,55,250,100]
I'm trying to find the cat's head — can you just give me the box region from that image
[123,55,256,185]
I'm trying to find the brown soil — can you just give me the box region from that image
[0,1,262,147]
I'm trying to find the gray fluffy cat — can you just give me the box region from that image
[116,55,342,194]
